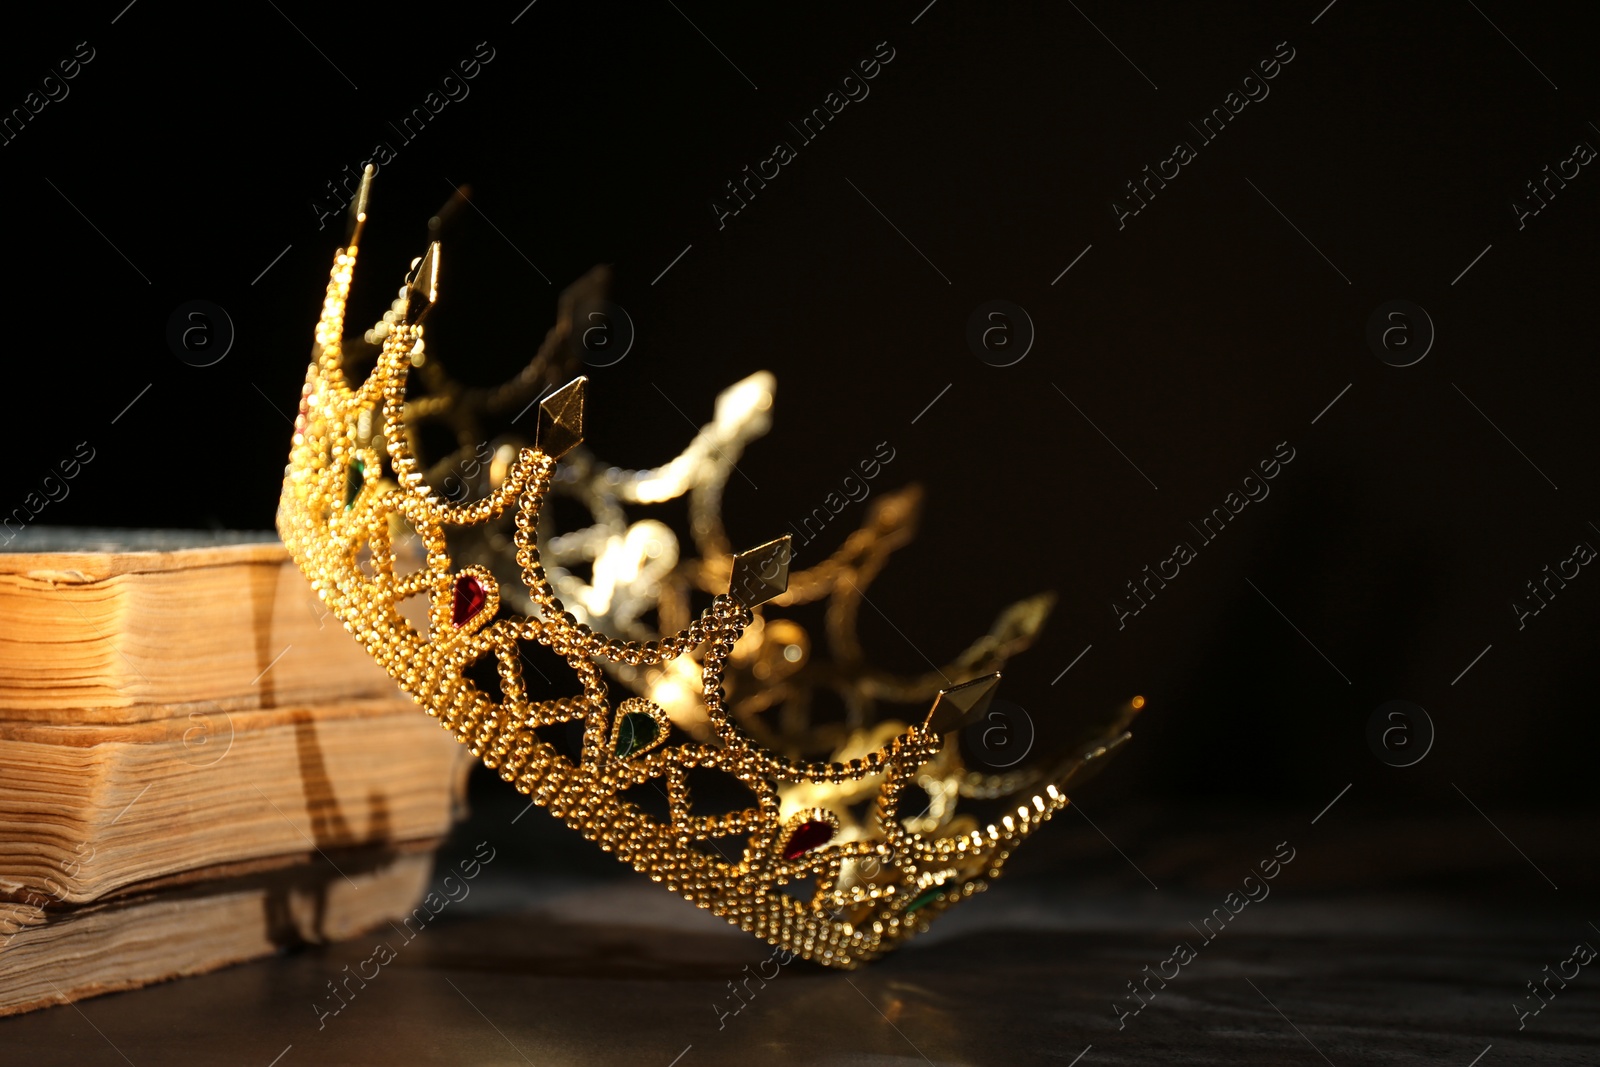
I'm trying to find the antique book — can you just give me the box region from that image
[0,529,399,718]
[0,844,438,1017]
[0,531,470,1015]
[0,697,470,906]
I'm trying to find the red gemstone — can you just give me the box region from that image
[452,574,488,627]
[781,819,834,860]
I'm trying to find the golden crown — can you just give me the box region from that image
[276,171,1142,967]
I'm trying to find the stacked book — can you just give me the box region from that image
[0,530,471,1016]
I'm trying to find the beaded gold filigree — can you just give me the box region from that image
[276,175,1140,967]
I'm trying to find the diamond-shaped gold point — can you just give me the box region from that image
[402,241,440,325]
[536,377,586,459]
[924,673,1001,735]
[346,164,374,245]
[728,535,792,607]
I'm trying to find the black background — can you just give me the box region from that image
[3,0,1596,819]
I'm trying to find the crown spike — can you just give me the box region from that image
[346,164,374,246]
[402,241,440,325]
[536,376,586,459]
[728,535,791,607]
[924,673,1001,735]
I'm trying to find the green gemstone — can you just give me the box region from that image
[615,711,660,758]
[344,459,366,510]
[906,886,947,914]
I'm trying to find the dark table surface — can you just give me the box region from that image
[4,784,1595,1067]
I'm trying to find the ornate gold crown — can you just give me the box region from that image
[276,172,1141,967]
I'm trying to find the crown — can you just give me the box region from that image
[276,170,1141,967]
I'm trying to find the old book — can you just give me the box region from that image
[0,698,471,907]
[0,530,471,1015]
[0,843,438,1017]
[0,530,400,718]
